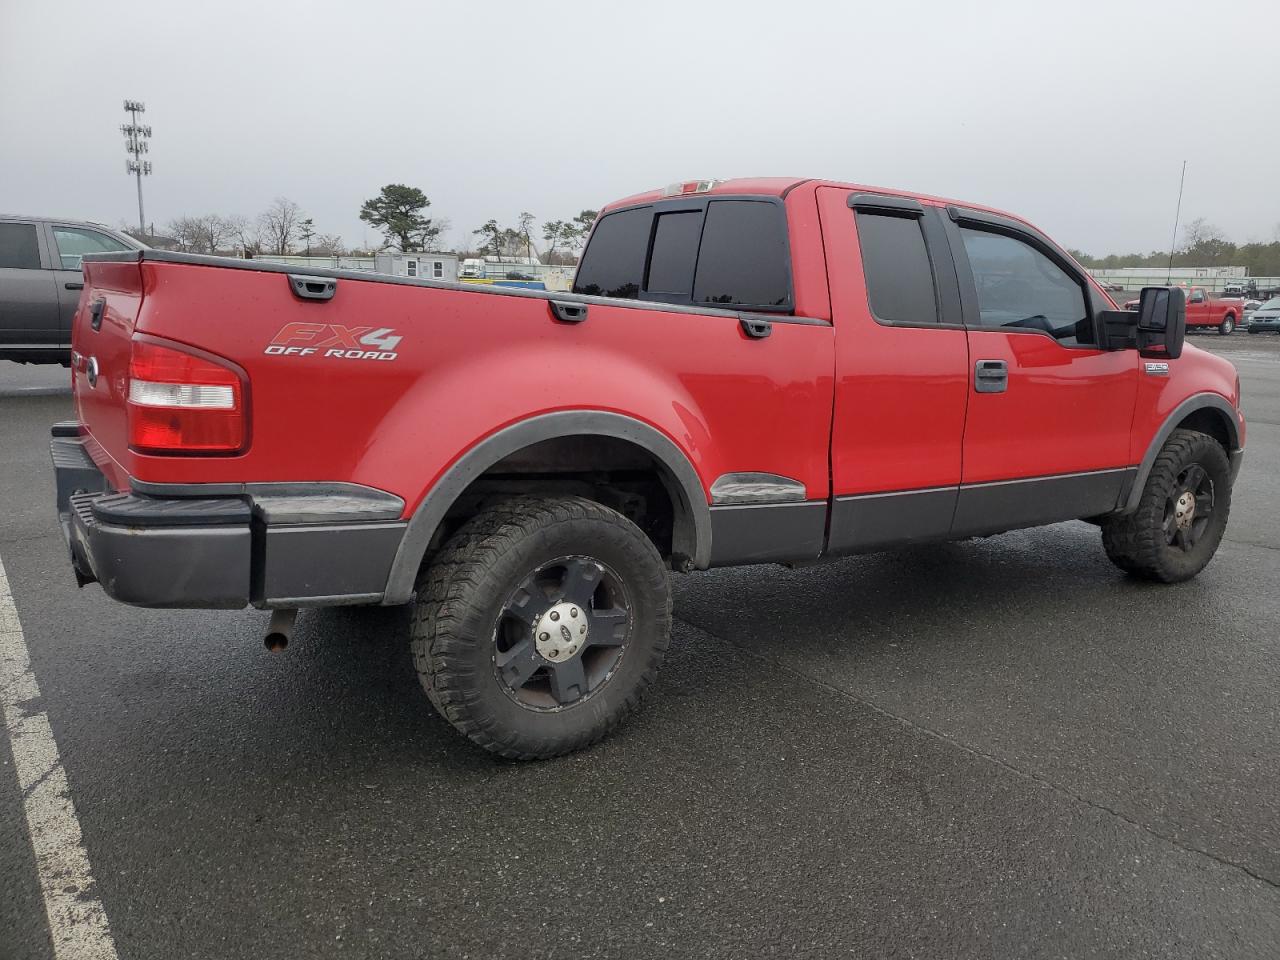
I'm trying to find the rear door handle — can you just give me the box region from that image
[739,315,772,339]
[974,359,1008,393]
[65,281,84,290]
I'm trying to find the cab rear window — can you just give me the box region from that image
[693,201,790,309]
[573,199,792,311]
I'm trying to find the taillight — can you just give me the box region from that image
[127,337,247,454]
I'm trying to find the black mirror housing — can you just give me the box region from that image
[1137,286,1186,360]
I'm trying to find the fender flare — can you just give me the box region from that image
[1122,393,1241,513]
[381,410,712,604]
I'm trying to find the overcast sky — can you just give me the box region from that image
[2,0,1276,255]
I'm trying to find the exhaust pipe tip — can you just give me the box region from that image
[264,608,298,652]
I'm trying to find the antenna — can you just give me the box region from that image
[1166,160,1186,285]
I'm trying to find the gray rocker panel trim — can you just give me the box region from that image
[381,410,713,604]
[951,468,1135,538]
[828,486,958,555]
[1122,393,1241,513]
[709,501,827,566]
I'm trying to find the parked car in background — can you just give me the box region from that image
[0,216,143,364]
[1247,297,1280,333]
[1125,285,1242,335]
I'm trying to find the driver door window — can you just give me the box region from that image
[959,227,1092,346]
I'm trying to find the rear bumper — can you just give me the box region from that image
[51,428,407,609]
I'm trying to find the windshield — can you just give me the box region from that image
[1262,298,1280,311]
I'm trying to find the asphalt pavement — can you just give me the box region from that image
[2,333,1279,959]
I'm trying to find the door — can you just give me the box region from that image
[946,210,1138,536]
[817,188,971,553]
[0,221,57,347]
[1184,286,1210,327]
[46,224,137,344]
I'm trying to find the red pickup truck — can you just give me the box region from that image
[1125,286,1243,334]
[52,177,1245,759]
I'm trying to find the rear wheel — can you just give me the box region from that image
[1100,429,1231,582]
[1219,314,1235,335]
[411,496,672,759]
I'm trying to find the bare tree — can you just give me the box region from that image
[258,197,304,256]
[311,233,346,256]
[165,216,203,252]
[195,215,236,255]
[225,215,258,257]
[417,216,450,252]
[1181,217,1225,251]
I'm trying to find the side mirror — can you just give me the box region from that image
[1137,286,1186,360]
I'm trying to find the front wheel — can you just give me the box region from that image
[411,496,672,759]
[1219,314,1235,335]
[1100,429,1231,582]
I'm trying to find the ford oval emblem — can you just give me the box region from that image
[86,356,99,388]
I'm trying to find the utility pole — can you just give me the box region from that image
[121,100,152,236]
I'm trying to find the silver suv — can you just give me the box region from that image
[0,216,143,364]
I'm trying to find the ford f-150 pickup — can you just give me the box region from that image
[1125,285,1243,335]
[51,177,1245,759]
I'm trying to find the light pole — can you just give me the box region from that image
[121,100,152,236]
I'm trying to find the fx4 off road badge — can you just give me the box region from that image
[265,322,402,361]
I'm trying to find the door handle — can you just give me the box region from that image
[738,315,772,339]
[64,281,84,290]
[974,359,1008,393]
[549,300,587,323]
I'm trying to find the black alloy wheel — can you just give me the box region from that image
[492,555,632,710]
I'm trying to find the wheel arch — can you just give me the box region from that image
[1122,393,1240,513]
[381,411,712,604]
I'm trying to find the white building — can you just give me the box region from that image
[373,252,459,281]
[254,252,459,282]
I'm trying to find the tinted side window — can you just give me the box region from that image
[960,227,1091,346]
[573,208,650,299]
[645,211,702,296]
[52,226,132,271]
[0,223,41,270]
[692,201,789,309]
[855,212,937,324]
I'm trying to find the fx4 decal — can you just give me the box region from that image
[265,322,402,360]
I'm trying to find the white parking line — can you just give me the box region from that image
[0,554,118,960]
